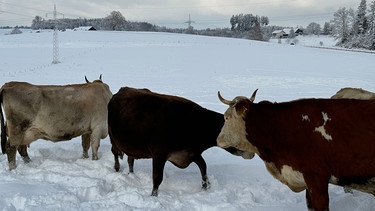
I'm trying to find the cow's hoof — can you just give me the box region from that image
[202,180,211,190]
[92,155,98,160]
[82,153,89,159]
[21,156,31,163]
[151,189,158,197]
[8,162,16,171]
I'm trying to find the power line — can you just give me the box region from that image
[0,2,50,13]
[121,0,302,11]
[0,10,35,18]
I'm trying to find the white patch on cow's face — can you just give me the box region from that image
[265,162,306,192]
[217,103,258,158]
[302,115,310,122]
[217,106,249,151]
[314,112,332,141]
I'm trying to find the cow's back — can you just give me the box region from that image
[108,87,220,158]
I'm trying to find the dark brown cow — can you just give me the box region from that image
[0,76,112,170]
[217,90,375,211]
[108,87,250,196]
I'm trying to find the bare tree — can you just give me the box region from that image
[31,16,44,30]
[104,11,126,31]
[322,22,332,35]
[248,22,263,40]
[8,26,22,35]
[331,7,354,44]
[306,22,321,35]
[260,16,269,26]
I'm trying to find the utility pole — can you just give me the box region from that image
[46,4,64,64]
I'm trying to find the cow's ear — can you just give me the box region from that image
[236,100,250,115]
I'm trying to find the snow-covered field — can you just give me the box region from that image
[0,28,375,211]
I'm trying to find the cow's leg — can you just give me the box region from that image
[127,156,134,173]
[305,178,330,211]
[81,134,90,159]
[17,145,31,163]
[151,156,167,196]
[90,133,100,160]
[111,145,121,172]
[194,155,210,190]
[305,189,313,210]
[6,140,17,170]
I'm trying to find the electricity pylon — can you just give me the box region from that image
[46,4,64,64]
[185,14,195,30]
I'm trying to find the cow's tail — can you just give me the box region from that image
[0,89,6,154]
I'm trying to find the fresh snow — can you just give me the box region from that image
[0,29,375,211]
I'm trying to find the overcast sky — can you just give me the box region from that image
[0,0,361,29]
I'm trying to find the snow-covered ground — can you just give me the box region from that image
[0,28,375,211]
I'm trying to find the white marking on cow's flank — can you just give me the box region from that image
[302,115,310,122]
[314,112,332,141]
[281,165,306,189]
[322,112,331,122]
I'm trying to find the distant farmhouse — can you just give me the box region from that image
[272,28,303,38]
[73,26,97,31]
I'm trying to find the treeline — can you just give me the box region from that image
[31,11,157,32]
[29,11,272,41]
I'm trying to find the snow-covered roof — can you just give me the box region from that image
[272,30,284,34]
[73,26,96,31]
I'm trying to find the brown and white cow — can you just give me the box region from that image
[331,87,375,99]
[108,87,250,196]
[0,76,112,170]
[217,90,375,211]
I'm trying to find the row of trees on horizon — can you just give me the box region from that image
[3,0,375,50]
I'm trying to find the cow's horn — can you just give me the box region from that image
[249,89,258,102]
[85,76,90,83]
[99,74,102,81]
[218,91,232,105]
